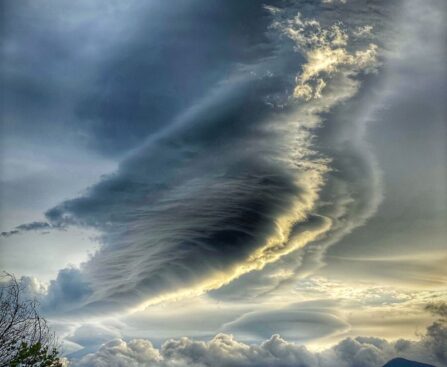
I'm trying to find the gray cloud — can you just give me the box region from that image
[316,0,447,290]
[0,0,279,158]
[1,221,52,237]
[41,78,307,313]
[73,1,278,156]
[2,0,403,315]
[225,0,446,301]
[44,268,93,312]
[222,308,348,341]
[0,0,148,155]
[68,324,121,349]
[208,71,386,302]
[2,2,446,365]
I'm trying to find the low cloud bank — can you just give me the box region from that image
[71,317,447,367]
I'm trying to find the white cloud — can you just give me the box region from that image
[322,0,347,4]
[71,318,447,367]
[75,339,161,367]
[268,11,379,101]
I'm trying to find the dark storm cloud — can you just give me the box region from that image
[209,72,385,301]
[8,1,301,313]
[44,268,93,311]
[0,0,281,157]
[41,73,310,313]
[3,0,401,314]
[74,1,281,155]
[426,302,447,319]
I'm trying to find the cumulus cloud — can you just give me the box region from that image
[17,275,49,301]
[71,319,447,367]
[425,302,447,319]
[44,268,92,312]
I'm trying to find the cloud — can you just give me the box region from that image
[1,221,53,237]
[71,319,447,367]
[72,1,278,156]
[425,321,447,365]
[68,324,122,348]
[322,0,347,4]
[353,25,374,38]
[17,275,48,300]
[425,302,447,319]
[3,0,401,315]
[0,0,150,157]
[222,308,348,341]
[268,10,378,100]
[44,268,92,312]
[2,3,445,363]
[39,70,331,313]
[207,0,402,302]
[74,339,162,367]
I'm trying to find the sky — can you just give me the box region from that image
[0,0,446,366]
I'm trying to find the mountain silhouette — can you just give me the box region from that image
[383,357,436,367]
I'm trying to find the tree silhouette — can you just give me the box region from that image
[0,273,63,367]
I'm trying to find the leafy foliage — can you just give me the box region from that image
[0,273,63,367]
